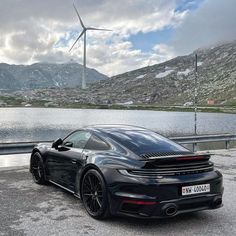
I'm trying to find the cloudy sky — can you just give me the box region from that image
[0,0,235,76]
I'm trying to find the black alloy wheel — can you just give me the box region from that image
[81,169,110,219]
[31,152,46,185]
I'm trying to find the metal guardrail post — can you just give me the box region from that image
[226,140,230,149]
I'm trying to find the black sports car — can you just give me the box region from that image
[30,125,223,219]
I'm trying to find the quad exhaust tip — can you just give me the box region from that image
[163,204,178,216]
[212,196,222,208]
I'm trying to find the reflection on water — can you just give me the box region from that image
[0,108,236,143]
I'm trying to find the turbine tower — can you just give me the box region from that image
[69,2,111,89]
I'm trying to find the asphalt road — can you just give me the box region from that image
[0,149,235,236]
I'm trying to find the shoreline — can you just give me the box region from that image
[0,104,236,114]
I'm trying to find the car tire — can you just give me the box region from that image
[31,152,47,185]
[81,169,110,220]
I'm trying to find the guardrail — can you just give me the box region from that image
[0,134,236,155]
[0,141,52,155]
[171,134,236,151]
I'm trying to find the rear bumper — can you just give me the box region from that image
[104,169,224,218]
[112,193,223,218]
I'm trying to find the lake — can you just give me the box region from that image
[0,108,236,143]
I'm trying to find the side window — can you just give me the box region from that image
[63,131,91,149]
[85,135,110,150]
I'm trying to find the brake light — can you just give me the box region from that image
[177,156,205,160]
[123,200,157,205]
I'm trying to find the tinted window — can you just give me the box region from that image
[106,129,189,155]
[85,135,110,150]
[63,131,91,149]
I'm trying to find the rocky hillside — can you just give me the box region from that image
[0,62,108,91]
[88,41,236,105]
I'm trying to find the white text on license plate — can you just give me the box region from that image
[182,184,210,196]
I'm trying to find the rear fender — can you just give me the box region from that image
[75,164,104,198]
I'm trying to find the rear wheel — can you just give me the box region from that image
[31,152,46,185]
[81,169,110,219]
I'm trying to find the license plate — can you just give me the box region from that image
[182,184,210,196]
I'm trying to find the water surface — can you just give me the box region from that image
[0,108,235,142]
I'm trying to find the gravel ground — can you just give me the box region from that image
[0,149,235,236]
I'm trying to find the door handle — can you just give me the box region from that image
[71,160,77,164]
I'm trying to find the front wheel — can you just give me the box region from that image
[31,152,46,185]
[81,169,110,219]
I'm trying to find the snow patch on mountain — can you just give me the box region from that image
[155,69,174,78]
[197,61,203,66]
[177,69,192,76]
[136,74,146,79]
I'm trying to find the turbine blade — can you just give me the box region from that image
[73,3,85,29]
[87,27,112,31]
[69,30,85,52]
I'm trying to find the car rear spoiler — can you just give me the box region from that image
[140,153,213,162]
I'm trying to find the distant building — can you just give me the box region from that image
[207,99,215,105]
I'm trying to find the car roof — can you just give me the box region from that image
[84,124,189,156]
[85,124,147,132]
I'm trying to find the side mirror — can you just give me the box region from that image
[52,138,63,149]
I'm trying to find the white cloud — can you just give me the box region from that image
[0,0,186,76]
[171,0,236,55]
[152,44,175,61]
[0,0,235,77]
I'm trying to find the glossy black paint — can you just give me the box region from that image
[30,125,224,218]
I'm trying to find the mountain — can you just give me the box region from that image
[2,41,236,107]
[0,62,108,91]
[87,41,236,105]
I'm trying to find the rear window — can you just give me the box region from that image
[107,129,189,155]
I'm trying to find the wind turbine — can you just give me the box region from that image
[69,2,111,89]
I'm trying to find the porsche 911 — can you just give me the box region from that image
[30,125,223,219]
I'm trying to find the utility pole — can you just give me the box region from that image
[194,54,198,136]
